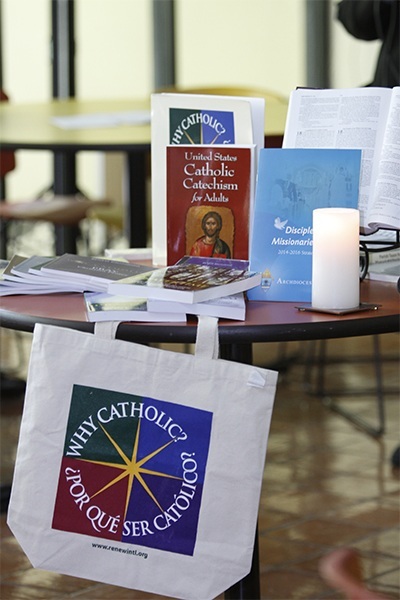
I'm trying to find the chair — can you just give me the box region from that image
[319,548,390,600]
[0,194,111,226]
[0,193,112,256]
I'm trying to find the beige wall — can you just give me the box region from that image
[2,0,381,204]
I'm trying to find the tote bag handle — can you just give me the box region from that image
[94,316,220,360]
[194,315,219,360]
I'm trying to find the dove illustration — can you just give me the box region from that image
[274,217,288,230]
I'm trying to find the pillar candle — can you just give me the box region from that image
[312,208,360,310]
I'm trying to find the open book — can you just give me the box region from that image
[283,86,400,235]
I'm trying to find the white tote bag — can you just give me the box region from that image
[8,316,278,600]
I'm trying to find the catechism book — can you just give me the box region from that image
[166,144,255,266]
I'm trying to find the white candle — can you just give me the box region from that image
[312,208,360,310]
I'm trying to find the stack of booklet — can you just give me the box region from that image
[0,253,261,322]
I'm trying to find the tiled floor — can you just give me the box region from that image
[0,332,399,599]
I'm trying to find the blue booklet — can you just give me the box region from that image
[248,148,362,302]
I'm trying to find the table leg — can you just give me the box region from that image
[221,342,262,600]
[53,150,80,255]
[125,151,149,248]
[0,178,7,259]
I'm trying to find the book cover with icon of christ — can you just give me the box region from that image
[166,144,255,266]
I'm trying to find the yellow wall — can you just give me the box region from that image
[77,0,152,99]
[176,0,305,94]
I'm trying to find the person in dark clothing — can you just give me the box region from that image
[337,0,400,87]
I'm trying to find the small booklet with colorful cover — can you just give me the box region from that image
[147,292,246,321]
[108,255,261,304]
[151,92,265,266]
[84,292,187,323]
[248,148,362,303]
[166,144,255,266]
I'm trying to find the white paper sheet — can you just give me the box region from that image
[51,110,151,130]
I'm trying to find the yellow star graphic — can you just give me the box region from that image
[78,419,182,519]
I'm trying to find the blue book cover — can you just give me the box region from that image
[248,148,362,302]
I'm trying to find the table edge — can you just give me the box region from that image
[0,141,151,152]
[1,308,398,345]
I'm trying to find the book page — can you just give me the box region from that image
[283,87,393,232]
[367,87,400,231]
